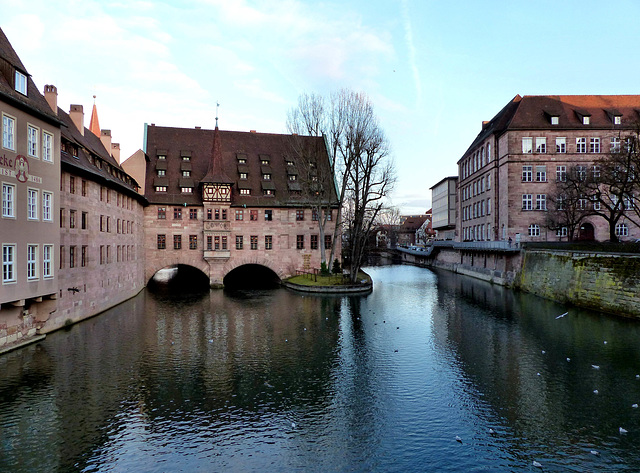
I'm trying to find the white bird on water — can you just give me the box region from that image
[590,450,600,456]
[620,427,628,434]
[455,436,462,443]
[592,365,600,370]
[593,389,599,395]
[533,460,543,468]
[555,312,568,319]
[632,404,639,408]
[291,422,296,429]
[566,357,571,362]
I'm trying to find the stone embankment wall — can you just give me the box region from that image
[516,250,640,319]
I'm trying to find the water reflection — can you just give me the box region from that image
[0,265,639,472]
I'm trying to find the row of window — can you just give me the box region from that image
[158,207,332,222]
[2,113,54,161]
[157,234,332,251]
[462,224,492,242]
[461,143,492,179]
[522,136,625,155]
[462,198,491,221]
[2,183,54,220]
[61,175,136,211]
[2,244,54,283]
[59,244,136,268]
[461,174,491,201]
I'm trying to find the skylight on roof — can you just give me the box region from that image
[14,70,27,95]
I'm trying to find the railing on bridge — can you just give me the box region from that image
[394,239,520,255]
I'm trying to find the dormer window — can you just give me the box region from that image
[238,158,247,164]
[614,115,622,125]
[158,170,166,176]
[182,156,190,161]
[182,170,190,177]
[14,70,27,95]
[263,173,271,180]
[240,188,250,195]
[583,116,590,125]
[286,160,295,166]
[550,116,559,125]
[263,189,274,196]
[289,174,297,181]
[239,172,248,179]
[157,155,166,160]
[180,187,193,193]
[261,159,269,165]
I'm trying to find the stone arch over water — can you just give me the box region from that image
[223,263,283,289]
[147,264,211,291]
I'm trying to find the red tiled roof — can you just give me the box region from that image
[145,125,339,208]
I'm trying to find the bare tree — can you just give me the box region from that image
[546,165,594,241]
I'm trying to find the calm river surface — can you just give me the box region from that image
[1,265,640,472]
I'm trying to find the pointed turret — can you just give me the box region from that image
[201,124,234,202]
[89,95,100,137]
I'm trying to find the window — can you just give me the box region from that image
[589,137,600,153]
[222,236,227,249]
[578,196,588,210]
[264,189,274,196]
[2,114,15,150]
[528,224,540,237]
[2,183,15,217]
[69,210,76,229]
[70,176,76,194]
[592,165,600,179]
[42,131,53,162]
[536,166,547,182]
[99,246,104,265]
[536,194,547,210]
[182,171,190,177]
[181,187,193,193]
[289,174,297,181]
[14,70,27,95]
[155,186,167,192]
[240,189,250,195]
[207,209,212,220]
[81,180,87,196]
[28,188,38,220]
[576,137,587,153]
[158,207,166,219]
[556,227,568,237]
[487,198,492,215]
[582,116,590,125]
[265,209,273,221]
[3,244,16,283]
[522,194,533,210]
[577,165,587,181]
[611,137,621,152]
[174,208,182,219]
[592,197,601,211]
[27,245,38,279]
[615,223,629,237]
[296,210,304,221]
[556,137,566,153]
[173,235,182,250]
[189,208,198,220]
[312,209,319,221]
[236,235,243,250]
[189,235,197,250]
[61,209,66,228]
[311,235,318,249]
[250,209,258,221]
[522,137,532,154]
[250,235,258,250]
[263,173,271,180]
[556,166,566,182]
[211,236,218,250]
[235,209,243,221]
[81,246,87,267]
[325,209,332,221]
[69,246,76,268]
[43,245,53,278]
[296,235,304,249]
[240,173,248,179]
[325,235,332,249]
[487,143,491,161]
[551,116,559,125]
[522,166,532,182]
[222,209,227,220]
[265,235,273,250]
[213,208,219,220]
[157,170,166,176]
[157,235,166,249]
[614,115,622,125]
[40,191,52,222]
[535,137,546,153]
[28,125,39,157]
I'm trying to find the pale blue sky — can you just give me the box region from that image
[3,0,640,213]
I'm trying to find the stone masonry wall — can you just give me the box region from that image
[517,250,640,318]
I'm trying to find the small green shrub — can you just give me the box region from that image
[320,261,330,276]
[332,259,341,274]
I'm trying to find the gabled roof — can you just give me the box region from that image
[0,27,60,125]
[145,125,339,207]
[58,107,142,199]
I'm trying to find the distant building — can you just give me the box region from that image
[430,177,457,240]
[457,95,640,242]
[397,214,428,247]
[143,124,340,286]
[416,208,436,245]
[0,28,62,347]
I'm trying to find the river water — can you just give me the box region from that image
[1,265,640,472]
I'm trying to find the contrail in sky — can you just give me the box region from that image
[400,0,422,106]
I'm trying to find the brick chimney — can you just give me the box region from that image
[43,85,58,113]
[100,129,112,156]
[111,143,121,164]
[69,104,84,136]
